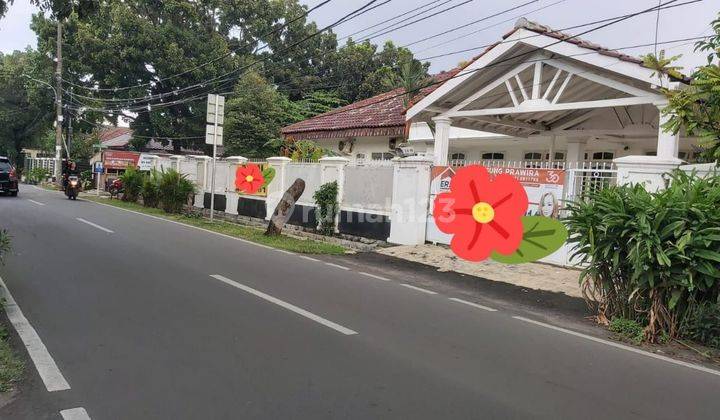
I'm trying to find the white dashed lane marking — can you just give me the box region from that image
[210,275,357,335]
[401,284,438,295]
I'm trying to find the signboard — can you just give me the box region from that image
[103,151,140,170]
[206,94,225,125]
[430,166,566,218]
[93,161,104,173]
[138,154,155,171]
[205,124,223,146]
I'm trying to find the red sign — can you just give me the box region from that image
[484,167,565,186]
[103,151,140,170]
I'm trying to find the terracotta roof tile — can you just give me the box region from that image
[281,88,407,136]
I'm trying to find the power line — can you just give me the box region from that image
[339,0,448,41]
[417,0,701,61]
[401,0,539,49]
[61,0,387,109]
[63,0,546,110]
[357,0,476,43]
[65,0,692,117]
[60,0,337,93]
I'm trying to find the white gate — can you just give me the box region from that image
[425,161,618,267]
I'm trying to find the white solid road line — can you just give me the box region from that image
[324,262,350,271]
[512,316,720,377]
[401,284,438,295]
[449,297,498,312]
[0,275,71,392]
[28,199,46,206]
[210,275,358,335]
[60,407,91,420]
[87,200,274,249]
[75,217,114,234]
[358,272,391,282]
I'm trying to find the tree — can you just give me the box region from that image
[0,50,54,161]
[327,40,429,103]
[223,71,295,157]
[649,13,720,161]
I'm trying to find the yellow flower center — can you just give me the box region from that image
[472,202,495,224]
[245,175,254,183]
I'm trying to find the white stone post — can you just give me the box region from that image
[656,105,681,160]
[319,156,350,232]
[169,155,184,172]
[432,116,451,166]
[612,104,683,192]
[265,157,291,221]
[565,138,587,166]
[191,156,211,209]
[224,156,248,216]
[387,156,433,245]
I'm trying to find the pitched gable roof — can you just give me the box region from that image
[281,88,407,140]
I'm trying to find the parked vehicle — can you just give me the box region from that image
[108,178,123,199]
[65,175,80,200]
[0,156,18,197]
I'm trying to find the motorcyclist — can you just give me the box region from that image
[62,161,79,191]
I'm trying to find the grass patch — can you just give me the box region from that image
[84,197,346,255]
[609,317,645,345]
[0,323,24,393]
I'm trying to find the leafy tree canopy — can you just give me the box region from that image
[647,13,720,161]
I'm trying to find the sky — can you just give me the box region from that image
[1,0,718,74]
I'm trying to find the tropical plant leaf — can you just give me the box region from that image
[261,167,276,189]
[491,216,568,264]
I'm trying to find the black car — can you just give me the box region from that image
[0,157,18,196]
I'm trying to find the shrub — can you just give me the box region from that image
[565,170,720,342]
[158,169,195,213]
[141,169,161,208]
[119,166,144,202]
[26,167,48,184]
[313,181,338,236]
[683,302,720,349]
[609,318,645,345]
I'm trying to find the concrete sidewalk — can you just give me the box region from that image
[377,244,583,298]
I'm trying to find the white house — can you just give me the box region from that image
[283,19,699,169]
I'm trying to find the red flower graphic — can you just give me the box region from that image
[235,164,265,194]
[433,166,528,262]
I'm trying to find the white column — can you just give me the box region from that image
[656,106,681,160]
[191,156,211,209]
[224,156,248,216]
[565,138,587,165]
[612,104,683,192]
[432,116,451,166]
[319,156,350,232]
[387,156,433,245]
[265,157,291,221]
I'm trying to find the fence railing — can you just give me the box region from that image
[449,159,616,170]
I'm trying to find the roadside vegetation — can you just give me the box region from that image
[566,171,720,353]
[84,196,345,255]
[0,229,24,393]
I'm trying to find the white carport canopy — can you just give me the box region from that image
[407,19,684,165]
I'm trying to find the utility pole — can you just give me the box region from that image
[54,20,63,183]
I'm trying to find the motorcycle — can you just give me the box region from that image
[66,175,80,200]
[108,178,123,199]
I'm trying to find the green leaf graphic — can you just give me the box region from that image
[261,167,276,189]
[491,216,568,264]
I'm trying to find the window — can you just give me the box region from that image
[524,152,542,160]
[371,152,394,161]
[592,152,614,161]
[545,152,565,161]
[450,152,466,161]
[0,162,11,171]
[355,153,366,161]
[481,152,504,160]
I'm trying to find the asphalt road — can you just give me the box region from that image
[1,186,719,419]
